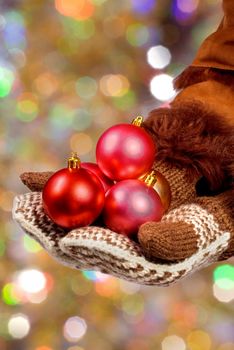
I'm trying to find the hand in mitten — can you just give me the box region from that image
[13,87,233,286]
[139,101,233,265]
[13,190,186,286]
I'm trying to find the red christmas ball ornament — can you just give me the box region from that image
[96,116,156,181]
[103,175,164,237]
[42,153,105,229]
[81,162,114,193]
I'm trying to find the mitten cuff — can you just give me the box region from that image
[174,66,234,91]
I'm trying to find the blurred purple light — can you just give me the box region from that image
[172,0,197,22]
[131,0,156,14]
[3,12,26,49]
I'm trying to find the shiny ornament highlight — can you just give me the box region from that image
[96,116,156,181]
[140,170,171,211]
[42,154,105,229]
[103,179,164,236]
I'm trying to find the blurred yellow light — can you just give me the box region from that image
[34,72,58,97]
[16,92,39,122]
[187,330,211,350]
[100,74,130,97]
[161,335,186,350]
[35,347,53,350]
[18,100,37,113]
[55,0,94,20]
[70,132,93,155]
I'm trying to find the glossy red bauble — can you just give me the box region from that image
[103,179,164,236]
[96,123,156,181]
[42,167,105,229]
[81,162,114,193]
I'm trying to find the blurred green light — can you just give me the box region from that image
[73,109,93,131]
[76,76,97,99]
[2,283,20,305]
[23,234,42,253]
[91,0,107,5]
[82,271,98,281]
[126,23,149,47]
[213,264,234,290]
[121,295,144,316]
[0,238,6,256]
[112,90,136,110]
[49,103,75,128]
[0,67,14,98]
[63,18,95,40]
[5,10,25,26]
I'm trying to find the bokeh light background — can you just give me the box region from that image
[0,0,234,349]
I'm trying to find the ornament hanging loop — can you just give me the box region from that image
[131,116,143,127]
[68,152,81,170]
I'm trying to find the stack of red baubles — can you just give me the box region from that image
[42,117,171,237]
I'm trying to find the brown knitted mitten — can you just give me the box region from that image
[138,162,233,263]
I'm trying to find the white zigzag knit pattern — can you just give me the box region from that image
[12,192,231,286]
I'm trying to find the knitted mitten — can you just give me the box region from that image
[138,101,233,263]
[13,191,194,286]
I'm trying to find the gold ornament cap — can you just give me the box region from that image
[140,169,171,212]
[68,152,81,170]
[140,170,157,187]
[131,116,143,127]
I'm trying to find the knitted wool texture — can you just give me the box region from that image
[17,156,234,259]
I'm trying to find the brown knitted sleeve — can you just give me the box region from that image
[20,172,54,191]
